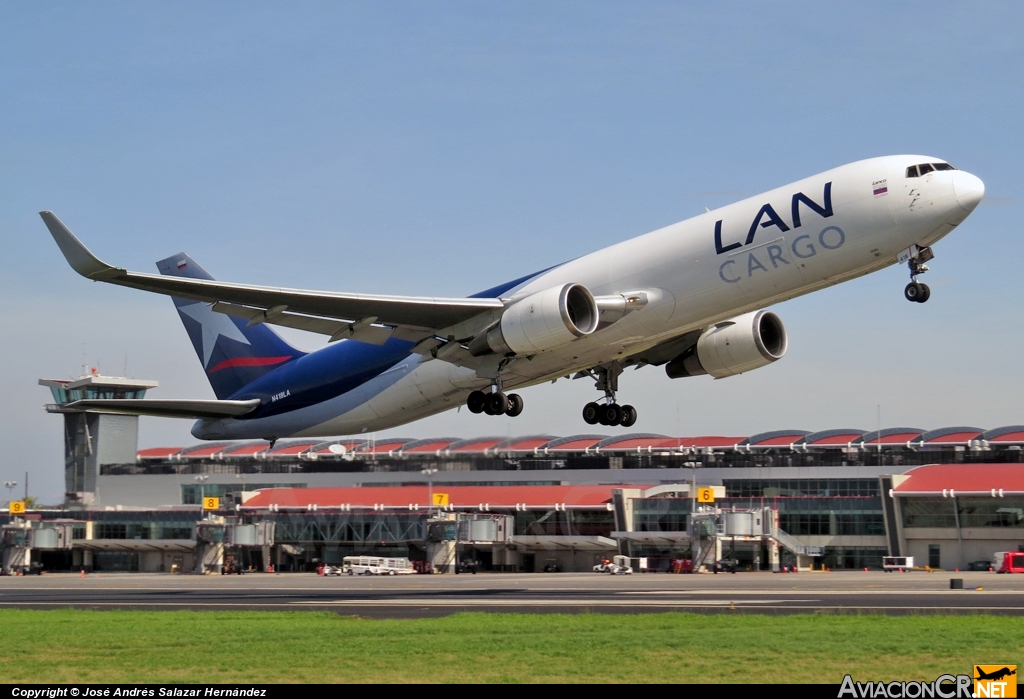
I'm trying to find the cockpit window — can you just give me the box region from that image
[906,162,956,177]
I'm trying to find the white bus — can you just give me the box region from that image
[343,556,416,576]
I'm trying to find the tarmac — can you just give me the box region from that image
[1,570,1022,617]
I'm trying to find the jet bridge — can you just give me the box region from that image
[611,485,823,571]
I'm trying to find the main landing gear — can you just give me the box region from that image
[467,389,524,417]
[904,246,934,304]
[583,401,637,427]
[581,363,638,427]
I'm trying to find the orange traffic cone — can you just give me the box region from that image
[864,567,869,572]
[80,568,86,578]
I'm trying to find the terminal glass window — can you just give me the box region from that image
[956,497,1024,528]
[633,498,692,532]
[724,479,878,498]
[900,498,957,528]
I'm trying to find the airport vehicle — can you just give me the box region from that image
[40,156,984,440]
[593,555,633,575]
[966,560,993,572]
[882,556,914,571]
[343,556,416,576]
[993,551,1024,574]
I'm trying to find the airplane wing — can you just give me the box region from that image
[40,212,504,341]
[62,398,262,419]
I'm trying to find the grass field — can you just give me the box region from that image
[0,610,1019,683]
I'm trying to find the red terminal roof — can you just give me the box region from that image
[808,435,862,446]
[545,437,604,452]
[137,447,182,460]
[922,431,983,445]
[447,439,503,453]
[179,444,229,458]
[893,464,1024,495]
[309,440,364,454]
[675,437,746,449]
[496,437,556,452]
[222,443,269,457]
[354,440,410,454]
[401,440,458,454]
[855,429,925,446]
[984,428,1024,444]
[139,427,1024,460]
[267,442,319,456]
[243,484,630,509]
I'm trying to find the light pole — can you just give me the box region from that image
[421,469,438,517]
[4,481,16,505]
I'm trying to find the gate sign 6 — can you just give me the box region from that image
[696,487,715,504]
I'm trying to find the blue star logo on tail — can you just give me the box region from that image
[178,302,251,368]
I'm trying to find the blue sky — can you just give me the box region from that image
[1,3,1021,502]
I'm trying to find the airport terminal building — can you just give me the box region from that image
[2,373,1022,574]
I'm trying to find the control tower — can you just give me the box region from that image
[40,370,158,506]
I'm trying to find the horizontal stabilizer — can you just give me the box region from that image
[63,398,261,419]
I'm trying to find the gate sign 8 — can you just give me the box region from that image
[203,497,220,511]
[696,487,715,504]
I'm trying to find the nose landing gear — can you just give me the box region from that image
[904,245,934,303]
[580,363,638,427]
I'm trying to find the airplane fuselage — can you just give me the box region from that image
[183,155,983,440]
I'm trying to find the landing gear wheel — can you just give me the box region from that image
[619,405,637,427]
[917,283,930,303]
[467,390,486,414]
[599,403,623,426]
[583,402,600,425]
[486,392,509,416]
[505,393,524,417]
[904,282,925,303]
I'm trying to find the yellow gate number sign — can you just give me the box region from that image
[432,493,449,507]
[9,501,26,515]
[696,487,715,504]
[203,497,220,511]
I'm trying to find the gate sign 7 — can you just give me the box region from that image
[696,487,715,504]
[9,501,26,515]
[203,497,220,511]
[432,493,449,507]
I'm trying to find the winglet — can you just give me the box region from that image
[39,211,122,280]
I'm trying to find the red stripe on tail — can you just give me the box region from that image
[207,356,292,373]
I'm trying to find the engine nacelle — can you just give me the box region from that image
[665,310,787,379]
[469,283,599,356]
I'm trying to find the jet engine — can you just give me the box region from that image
[469,283,600,356]
[665,310,787,379]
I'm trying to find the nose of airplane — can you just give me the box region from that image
[952,171,985,212]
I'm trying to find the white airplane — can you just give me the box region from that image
[41,155,984,442]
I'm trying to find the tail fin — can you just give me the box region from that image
[156,253,306,399]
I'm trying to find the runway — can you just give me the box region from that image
[1,571,1022,617]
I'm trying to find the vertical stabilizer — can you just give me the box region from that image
[156,254,305,399]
